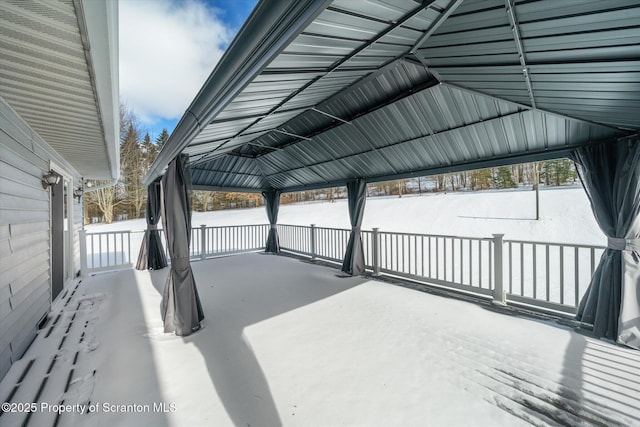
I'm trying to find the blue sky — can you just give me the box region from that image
[119,0,257,141]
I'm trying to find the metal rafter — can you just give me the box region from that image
[410,0,465,54]
[504,0,536,109]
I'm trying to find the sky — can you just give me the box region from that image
[119,0,257,140]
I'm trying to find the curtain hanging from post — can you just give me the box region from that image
[571,135,640,349]
[341,179,367,276]
[136,180,167,270]
[263,189,281,253]
[161,154,204,336]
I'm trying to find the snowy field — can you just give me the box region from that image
[1,254,638,427]
[87,186,605,246]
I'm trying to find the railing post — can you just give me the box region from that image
[372,227,380,275]
[310,224,316,260]
[492,233,506,305]
[200,224,206,260]
[79,229,87,276]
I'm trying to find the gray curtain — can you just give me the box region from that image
[341,179,367,276]
[571,135,639,349]
[136,180,167,270]
[263,189,281,253]
[161,154,204,336]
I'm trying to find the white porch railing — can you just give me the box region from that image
[80,223,605,317]
[80,224,269,274]
[276,224,605,316]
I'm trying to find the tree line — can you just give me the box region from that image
[84,106,579,224]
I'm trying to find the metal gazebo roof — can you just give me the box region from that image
[143,0,638,192]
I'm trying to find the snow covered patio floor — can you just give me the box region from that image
[2,254,639,427]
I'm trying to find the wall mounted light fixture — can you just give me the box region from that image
[73,186,83,203]
[42,170,61,189]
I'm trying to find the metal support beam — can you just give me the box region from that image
[410,0,465,54]
[311,107,351,124]
[273,129,312,140]
[505,0,536,109]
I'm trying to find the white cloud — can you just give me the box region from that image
[119,0,231,125]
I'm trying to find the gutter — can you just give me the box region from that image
[142,0,331,186]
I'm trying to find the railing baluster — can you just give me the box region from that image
[546,245,550,302]
[443,237,447,281]
[468,240,472,285]
[436,237,440,280]
[478,240,482,288]
[428,237,432,278]
[532,243,537,299]
[520,242,524,296]
[421,236,425,277]
[508,242,513,294]
[459,238,463,283]
[575,246,580,307]
[560,245,565,305]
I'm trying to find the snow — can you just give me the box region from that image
[1,253,638,426]
[3,186,630,426]
[83,186,606,308]
[87,186,606,246]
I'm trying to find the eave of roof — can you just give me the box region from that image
[0,0,119,180]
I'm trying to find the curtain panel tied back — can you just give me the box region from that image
[161,154,204,336]
[136,181,167,270]
[263,190,281,253]
[341,179,367,276]
[571,135,640,350]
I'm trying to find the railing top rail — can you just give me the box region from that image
[504,239,606,250]
[84,230,135,236]
[204,224,269,230]
[377,230,493,240]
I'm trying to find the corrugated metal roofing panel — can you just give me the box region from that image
[330,0,413,23]
[414,0,640,129]
[193,117,260,144]
[306,8,388,41]
[173,0,633,192]
[248,109,309,133]
[284,33,361,56]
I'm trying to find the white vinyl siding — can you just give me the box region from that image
[0,97,83,380]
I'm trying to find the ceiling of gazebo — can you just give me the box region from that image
[144,0,637,192]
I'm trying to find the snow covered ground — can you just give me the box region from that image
[1,253,638,426]
[84,186,606,309]
[87,186,605,246]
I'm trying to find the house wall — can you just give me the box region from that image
[0,97,83,380]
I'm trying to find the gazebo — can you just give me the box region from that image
[141,0,639,348]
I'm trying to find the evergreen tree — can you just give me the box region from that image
[492,166,517,189]
[121,123,146,219]
[156,128,169,147]
[542,159,576,186]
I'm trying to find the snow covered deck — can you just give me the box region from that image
[1,253,639,426]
